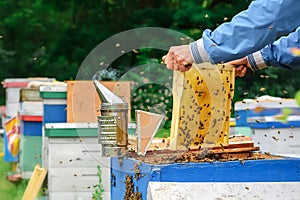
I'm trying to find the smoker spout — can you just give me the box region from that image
[93,80,125,104]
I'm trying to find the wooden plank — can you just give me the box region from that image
[170,64,235,150]
[22,164,47,200]
[66,81,131,123]
[211,146,260,154]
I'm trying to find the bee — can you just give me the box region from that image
[228,93,232,99]
[260,87,266,92]
[118,158,123,166]
[272,136,279,141]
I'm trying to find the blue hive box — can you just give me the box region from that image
[20,112,43,136]
[235,98,300,128]
[111,154,300,199]
[43,100,67,124]
[40,85,67,124]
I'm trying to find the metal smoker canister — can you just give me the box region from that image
[98,102,128,156]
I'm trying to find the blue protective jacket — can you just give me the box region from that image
[189,0,300,70]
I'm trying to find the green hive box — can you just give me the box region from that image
[20,135,42,179]
[44,123,98,137]
[39,85,67,99]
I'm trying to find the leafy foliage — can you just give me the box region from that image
[93,165,105,200]
[0,0,299,114]
[234,67,300,102]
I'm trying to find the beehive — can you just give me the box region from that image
[170,63,235,150]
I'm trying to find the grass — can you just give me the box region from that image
[0,136,28,200]
[155,127,170,138]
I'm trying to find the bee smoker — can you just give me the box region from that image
[94,80,128,156]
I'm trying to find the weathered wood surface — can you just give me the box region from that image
[66,80,131,123]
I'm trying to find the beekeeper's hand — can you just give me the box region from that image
[228,57,252,77]
[162,45,193,72]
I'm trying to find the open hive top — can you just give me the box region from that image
[127,135,281,165]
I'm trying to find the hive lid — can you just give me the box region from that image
[40,85,67,92]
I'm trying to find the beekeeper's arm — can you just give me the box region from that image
[191,0,300,64]
[247,26,300,71]
[163,0,300,72]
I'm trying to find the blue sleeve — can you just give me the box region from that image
[260,26,300,70]
[190,0,300,64]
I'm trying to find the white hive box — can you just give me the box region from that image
[235,97,300,157]
[43,123,110,200]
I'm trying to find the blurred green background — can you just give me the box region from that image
[0,0,299,118]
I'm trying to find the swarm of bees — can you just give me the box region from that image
[173,64,234,151]
[124,175,142,200]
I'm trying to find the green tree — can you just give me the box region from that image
[1,0,298,112]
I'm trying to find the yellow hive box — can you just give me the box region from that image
[170,63,235,150]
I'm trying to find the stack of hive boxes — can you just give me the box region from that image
[2,78,31,163]
[235,97,300,157]
[41,81,111,200]
[19,87,44,178]
[2,78,54,164]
